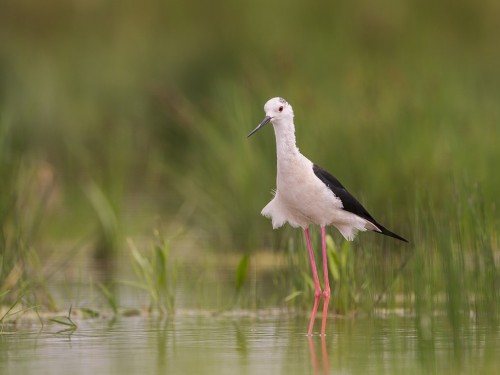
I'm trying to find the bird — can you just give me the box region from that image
[247,97,408,336]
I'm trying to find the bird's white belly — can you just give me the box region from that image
[262,157,343,228]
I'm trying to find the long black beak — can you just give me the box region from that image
[247,116,272,138]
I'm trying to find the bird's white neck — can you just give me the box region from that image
[272,119,301,165]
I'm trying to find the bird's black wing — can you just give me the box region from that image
[312,164,377,223]
[312,164,408,242]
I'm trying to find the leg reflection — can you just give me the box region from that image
[307,335,319,374]
[307,335,330,375]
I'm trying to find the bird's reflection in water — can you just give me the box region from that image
[308,335,330,375]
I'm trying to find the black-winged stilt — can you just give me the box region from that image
[247,97,408,336]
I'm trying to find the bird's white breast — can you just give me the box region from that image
[262,148,344,228]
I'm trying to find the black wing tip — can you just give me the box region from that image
[379,227,409,243]
[313,164,409,243]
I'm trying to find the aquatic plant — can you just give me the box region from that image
[49,305,78,332]
[127,231,178,314]
[0,0,497,327]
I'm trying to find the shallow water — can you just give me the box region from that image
[1,313,498,375]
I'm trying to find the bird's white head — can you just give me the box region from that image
[247,97,294,138]
[264,97,294,121]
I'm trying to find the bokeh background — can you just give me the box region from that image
[1,0,498,317]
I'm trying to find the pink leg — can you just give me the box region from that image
[305,228,322,335]
[321,294,330,336]
[320,226,330,336]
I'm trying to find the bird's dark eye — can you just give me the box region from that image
[278,106,284,112]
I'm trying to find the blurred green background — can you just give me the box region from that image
[0,0,498,317]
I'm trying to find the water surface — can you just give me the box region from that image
[1,313,498,374]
